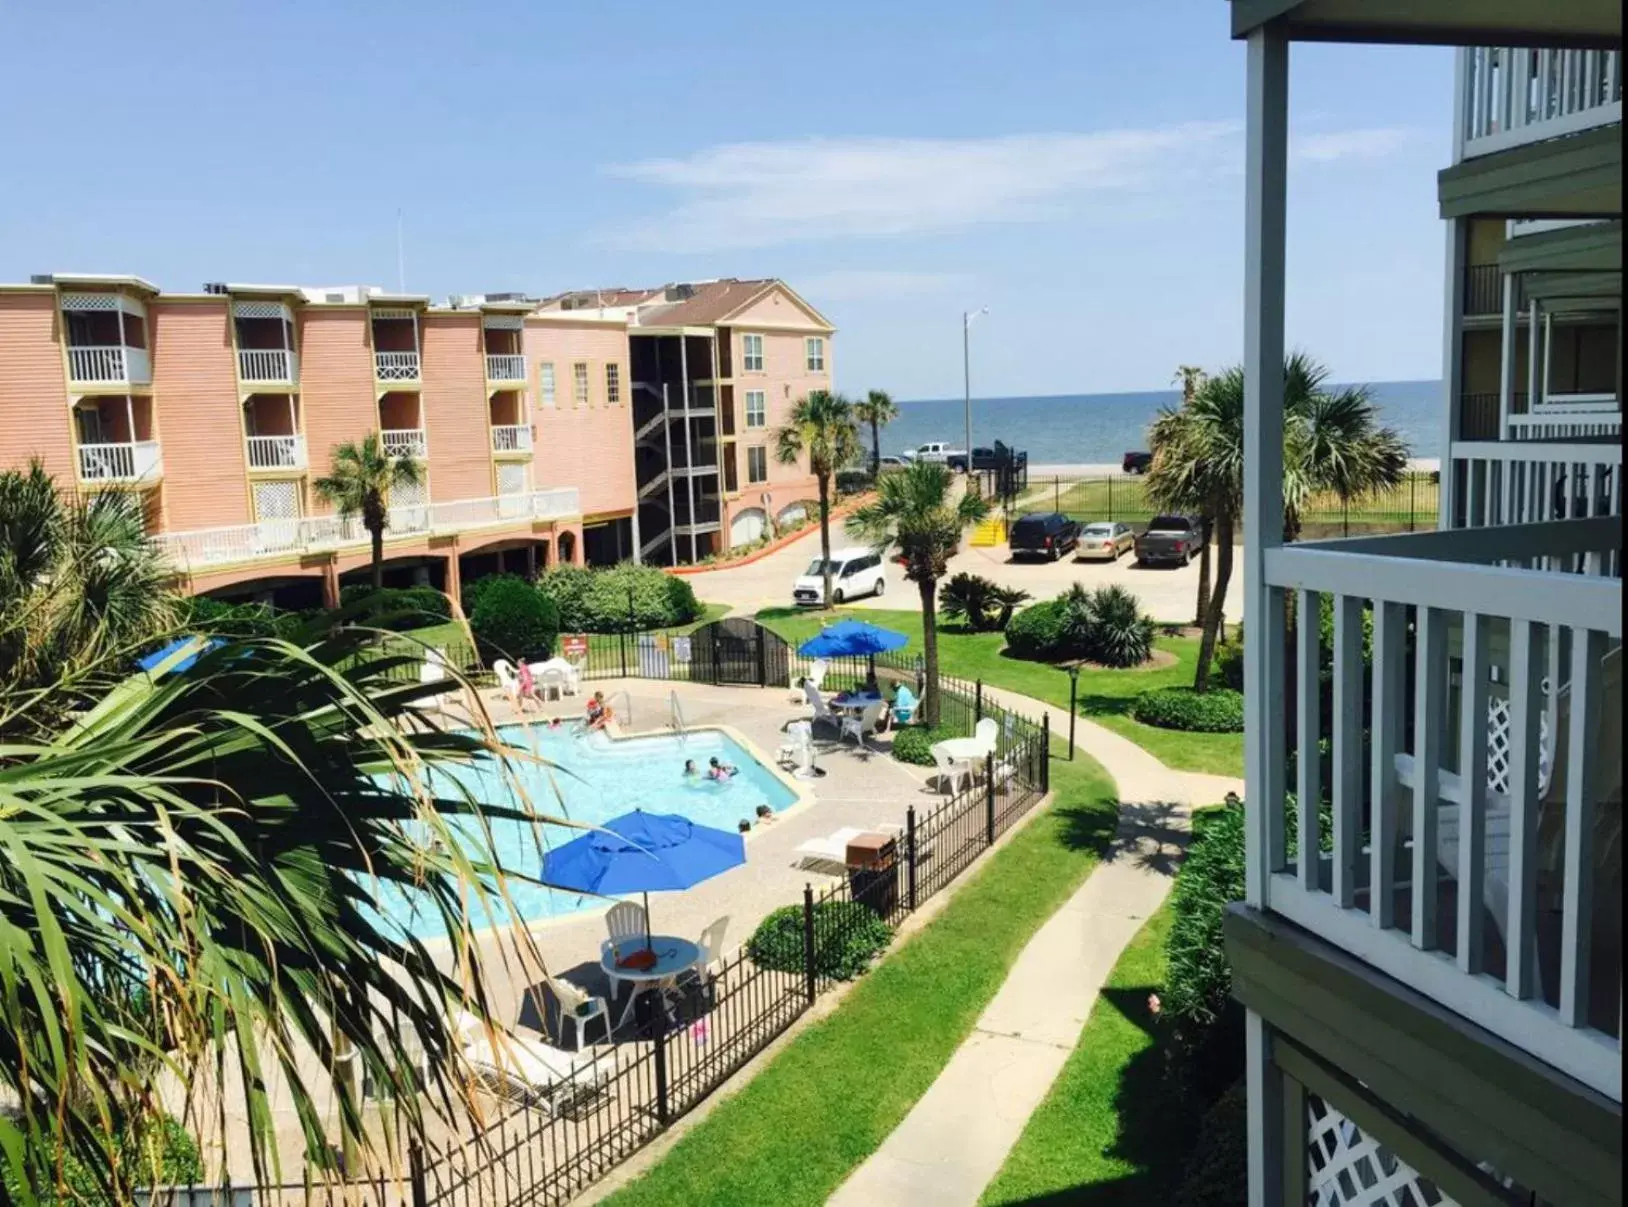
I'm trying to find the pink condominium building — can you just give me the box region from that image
[0,273,834,605]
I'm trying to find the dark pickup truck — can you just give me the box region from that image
[1134,515,1204,567]
[1122,451,1153,474]
[948,443,1028,473]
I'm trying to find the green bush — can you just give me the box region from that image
[2,1114,202,1206]
[338,584,451,631]
[1164,798,1245,1041]
[889,723,959,766]
[746,900,893,981]
[939,573,1029,632]
[1081,583,1156,667]
[1004,598,1068,659]
[1004,586,1155,666]
[469,576,560,663]
[540,564,701,633]
[1132,686,1245,732]
[178,596,304,640]
[1215,637,1244,691]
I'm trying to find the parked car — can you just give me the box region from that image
[1134,515,1204,567]
[792,547,888,606]
[905,441,967,467]
[1075,521,1135,561]
[1008,512,1082,562]
[1122,451,1153,475]
[878,455,908,470]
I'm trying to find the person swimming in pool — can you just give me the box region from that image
[708,756,738,780]
[737,819,752,833]
[683,759,699,778]
[755,805,775,824]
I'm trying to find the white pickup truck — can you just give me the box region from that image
[899,441,967,467]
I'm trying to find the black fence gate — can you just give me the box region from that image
[688,618,790,686]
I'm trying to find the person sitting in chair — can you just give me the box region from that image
[889,683,918,729]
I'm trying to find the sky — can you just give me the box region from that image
[0,1,1454,399]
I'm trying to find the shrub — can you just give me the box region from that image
[338,583,451,631]
[1215,637,1244,691]
[1081,583,1156,667]
[939,573,1029,632]
[1164,798,1245,1040]
[746,900,893,981]
[179,596,296,640]
[3,1114,202,1207]
[1004,586,1154,666]
[1132,686,1245,732]
[889,722,959,766]
[1004,598,1068,659]
[469,576,560,663]
[540,564,702,633]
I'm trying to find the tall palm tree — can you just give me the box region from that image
[314,433,425,593]
[847,461,988,726]
[853,389,899,479]
[0,621,557,1201]
[774,390,862,608]
[1146,353,1406,691]
[1167,366,1212,627]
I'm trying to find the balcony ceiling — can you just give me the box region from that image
[1230,0,1620,48]
[1498,220,1622,274]
[1523,269,1622,305]
[1439,124,1621,219]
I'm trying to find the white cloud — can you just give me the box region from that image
[796,269,971,302]
[1291,127,1415,162]
[603,124,1241,252]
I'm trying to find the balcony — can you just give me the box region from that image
[238,349,299,385]
[375,351,421,382]
[67,345,152,387]
[1461,46,1622,160]
[1256,516,1622,1101]
[78,440,161,484]
[490,424,532,455]
[381,428,427,460]
[245,434,308,471]
[486,354,526,383]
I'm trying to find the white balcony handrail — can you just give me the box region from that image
[380,428,427,459]
[237,348,298,383]
[66,345,151,385]
[1536,392,1619,414]
[1449,440,1622,532]
[490,424,532,453]
[245,434,308,470]
[1462,46,1622,159]
[78,440,162,483]
[486,353,526,381]
[375,351,421,381]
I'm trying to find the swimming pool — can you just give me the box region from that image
[371,724,798,939]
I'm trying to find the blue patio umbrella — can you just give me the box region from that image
[137,636,224,676]
[541,809,746,949]
[796,619,908,659]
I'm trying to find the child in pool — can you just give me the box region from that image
[708,756,738,781]
[683,759,699,778]
[737,819,752,833]
[755,805,775,825]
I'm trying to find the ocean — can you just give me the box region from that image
[874,379,1445,467]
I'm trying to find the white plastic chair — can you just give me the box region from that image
[841,699,888,748]
[973,716,999,754]
[602,900,649,1002]
[536,666,569,702]
[807,659,828,691]
[673,916,731,1001]
[542,975,610,1050]
[492,659,520,705]
[931,743,973,795]
[803,681,838,734]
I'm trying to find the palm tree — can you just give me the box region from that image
[314,433,425,593]
[0,621,558,1200]
[853,389,899,479]
[1146,352,1406,692]
[1167,366,1212,627]
[774,390,862,608]
[847,461,988,726]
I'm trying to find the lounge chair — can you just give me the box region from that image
[803,682,839,735]
[454,1011,613,1113]
[795,823,905,869]
[841,699,889,748]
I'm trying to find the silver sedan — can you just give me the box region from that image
[1074,521,1136,561]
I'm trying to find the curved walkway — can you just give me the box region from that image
[827,687,1241,1207]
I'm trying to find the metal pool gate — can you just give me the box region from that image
[687,618,789,687]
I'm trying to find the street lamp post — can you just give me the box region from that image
[1067,664,1080,760]
[963,307,987,471]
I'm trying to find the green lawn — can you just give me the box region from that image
[981,898,1192,1205]
[758,607,1243,778]
[602,749,1119,1207]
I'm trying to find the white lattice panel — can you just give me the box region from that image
[233,299,292,321]
[482,313,524,330]
[1308,1096,1458,1207]
[391,479,428,508]
[60,291,145,317]
[252,480,300,522]
[1485,694,1553,797]
[371,307,417,321]
[497,463,528,496]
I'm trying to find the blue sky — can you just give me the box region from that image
[0,1,1453,399]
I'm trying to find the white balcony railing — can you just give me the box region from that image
[486,354,526,382]
[67,345,152,386]
[155,487,581,572]
[1256,517,1622,1102]
[375,351,421,381]
[78,440,162,483]
[490,424,532,453]
[381,428,428,460]
[245,434,308,471]
[1450,439,1622,531]
[238,348,298,384]
[1461,46,1622,159]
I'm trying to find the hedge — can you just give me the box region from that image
[540,564,701,633]
[469,576,560,664]
[746,901,893,981]
[338,584,452,631]
[178,596,311,641]
[1131,687,1245,733]
[890,723,959,767]
[1004,598,1068,660]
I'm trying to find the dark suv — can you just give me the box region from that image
[1122,451,1153,475]
[1009,511,1081,561]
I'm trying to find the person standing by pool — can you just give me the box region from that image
[515,660,540,713]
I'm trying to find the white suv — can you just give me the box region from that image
[793,548,888,606]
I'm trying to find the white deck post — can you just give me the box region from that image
[1498,274,1518,439]
[1438,216,1464,528]
[1243,21,1289,1207]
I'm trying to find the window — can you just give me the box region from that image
[573,362,590,407]
[745,389,766,428]
[747,445,768,484]
[539,363,556,408]
[805,337,825,372]
[742,333,764,372]
[605,363,621,405]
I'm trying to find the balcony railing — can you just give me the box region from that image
[78,441,162,483]
[1462,46,1622,159]
[67,345,151,386]
[155,487,581,571]
[1256,517,1622,1101]
[1449,439,1622,534]
[245,434,308,471]
[490,424,532,453]
[1511,395,1622,443]
[486,354,526,382]
[381,428,428,459]
[375,351,421,381]
[238,349,298,384]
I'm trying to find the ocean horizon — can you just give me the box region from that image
[875,379,1445,466]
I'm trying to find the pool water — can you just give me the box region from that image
[370,724,797,938]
